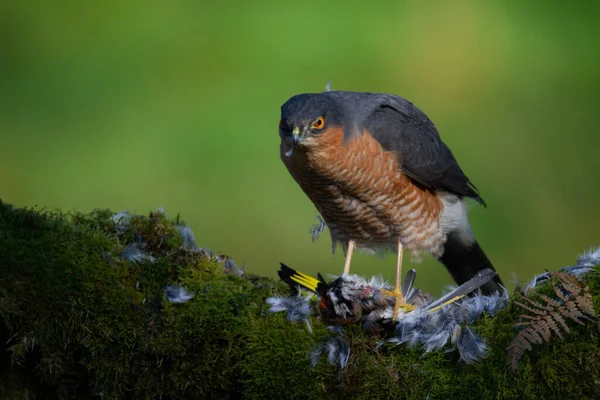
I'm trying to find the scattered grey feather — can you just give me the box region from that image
[304,319,312,333]
[406,329,425,348]
[327,325,344,335]
[309,216,326,242]
[462,294,486,324]
[111,211,131,233]
[562,265,593,278]
[154,207,167,216]
[266,294,312,321]
[223,259,245,277]
[325,80,333,92]
[386,290,507,362]
[204,253,244,277]
[310,343,323,368]
[214,254,228,263]
[524,246,599,294]
[311,335,350,368]
[329,337,350,368]
[449,321,462,345]
[120,243,155,264]
[164,285,196,304]
[391,311,422,345]
[366,275,391,291]
[177,225,197,249]
[362,309,387,332]
[196,248,213,258]
[266,294,312,332]
[325,340,338,364]
[523,271,550,295]
[481,289,509,316]
[402,269,417,301]
[576,246,600,268]
[457,327,488,363]
[424,330,451,353]
[559,247,599,278]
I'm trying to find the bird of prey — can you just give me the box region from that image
[278,90,503,318]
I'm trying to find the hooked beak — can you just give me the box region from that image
[291,126,301,146]
[282,126,302,154]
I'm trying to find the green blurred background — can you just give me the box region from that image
[1,1,599,294]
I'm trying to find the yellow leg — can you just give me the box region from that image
[383,241,413,319]
[343,240,355,275]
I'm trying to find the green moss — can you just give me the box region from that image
[0,199,599,399]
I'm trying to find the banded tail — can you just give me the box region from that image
[439,232,504,295]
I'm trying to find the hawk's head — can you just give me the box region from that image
[279,92,347,156]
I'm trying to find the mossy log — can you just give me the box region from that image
[0,200,599,399]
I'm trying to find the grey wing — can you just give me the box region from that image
[364,94,485,206]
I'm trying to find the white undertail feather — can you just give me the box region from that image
[438,193,475,247]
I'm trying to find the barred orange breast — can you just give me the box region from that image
[281,127,447,258]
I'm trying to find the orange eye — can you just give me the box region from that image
[312,116,325,130]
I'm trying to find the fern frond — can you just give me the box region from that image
[549,312,569,337]
[508,272,596,371]
[556,273,581,295]
[514,297,549,315]
[576,294,595,317]
[532,319,552,342]
[538,294,562,308]
[552,279,571,303]
[563,301,586,325]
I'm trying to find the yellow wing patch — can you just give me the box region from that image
[290,271,320,292]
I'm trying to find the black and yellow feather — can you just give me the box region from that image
[278,263,328,296]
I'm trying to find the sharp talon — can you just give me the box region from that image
[382,288,414,320]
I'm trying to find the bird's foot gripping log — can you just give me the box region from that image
[381,288,415,318]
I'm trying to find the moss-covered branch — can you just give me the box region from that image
[0,200,599,399]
